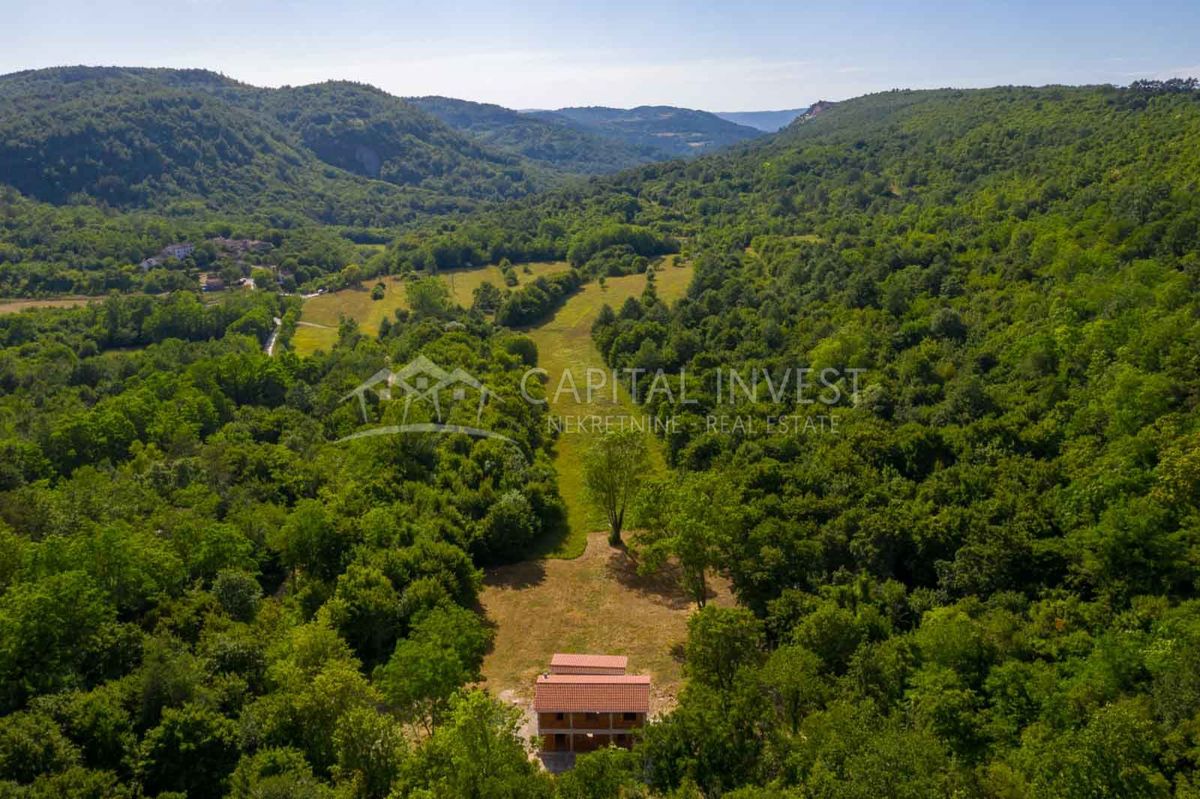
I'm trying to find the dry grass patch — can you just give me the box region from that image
[0,297,96,314]
[479,532,732,715]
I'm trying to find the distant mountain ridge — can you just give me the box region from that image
[713,107,811,131]
[406,95,661,174]
[0,66,797,226]
[523,105,764,157]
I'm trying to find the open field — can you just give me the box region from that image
[292,262,568,355]
[293,255,695,560]
[0,297,97,314]
[527,256,693,558]
[480,531,732,717]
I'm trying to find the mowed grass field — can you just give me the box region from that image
[480,531,733,717]
[0,297,96,314]
[291,262,568,355]
[527,256,694,558]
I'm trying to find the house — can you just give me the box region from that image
[138,243,193,269]
[534,654,649,754]
[162,243,195,260]
[200,273,225,292]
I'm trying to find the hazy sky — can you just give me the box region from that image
[4,1,1198,110]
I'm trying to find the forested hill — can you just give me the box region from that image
[525,104,764,157]
[384,83,1200,274]
[378,82,1200,794]
[0,67,542,224]
[407,95,662,174]
[0,67,774,229]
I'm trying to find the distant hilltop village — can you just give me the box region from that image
[136,237,290,293]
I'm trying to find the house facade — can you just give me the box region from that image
[534,654,649,753]
[162,243,195,260]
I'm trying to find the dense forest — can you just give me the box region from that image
[1,75,1200,797]
[0,290,566,797]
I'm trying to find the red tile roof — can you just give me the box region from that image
[534,674,651,714]
[550,653,629,674]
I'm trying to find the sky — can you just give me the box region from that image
[3,0,1199,111]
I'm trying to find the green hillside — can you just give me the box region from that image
[382,82,1200,793]
[0,67,540,224]
[256,82,540,198]
[408,95,660,174]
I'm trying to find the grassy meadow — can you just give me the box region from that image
[291,262,568,355]
[526,256,693,558]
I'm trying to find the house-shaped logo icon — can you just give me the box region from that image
[341,355,495,426]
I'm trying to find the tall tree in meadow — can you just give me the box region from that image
[583,429,649,545]
[405,276,452,318]
[633,470,739,608]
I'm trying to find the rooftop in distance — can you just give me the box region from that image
[549,653,628,674]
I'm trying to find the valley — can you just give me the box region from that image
[1,60,1199,798]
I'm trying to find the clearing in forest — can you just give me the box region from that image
[297,255,702,709]
[480,532,733,719]
[525,256,693,558]
[0,297,96,314]
[291,261,568,355]
[479,258,700,709]
[293,256,695,561]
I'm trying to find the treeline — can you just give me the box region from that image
[565,223,679,268]
[0,190,396,297]
[495,270,584,326]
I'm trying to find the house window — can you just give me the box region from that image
[555,713,565,721]
[623,712,637,721]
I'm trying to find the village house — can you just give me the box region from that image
[162,243,195,260]
[534,654,649,754]
[138,242,194,271]
[200,273,225,292]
